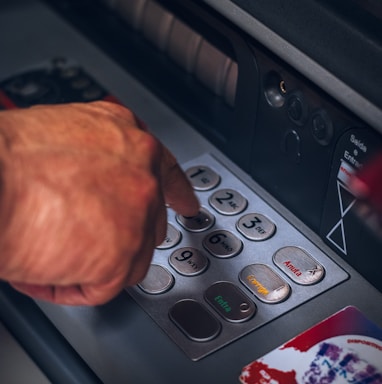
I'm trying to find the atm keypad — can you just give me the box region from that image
[127,153,348,361]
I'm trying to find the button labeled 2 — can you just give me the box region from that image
[209,188,247,215]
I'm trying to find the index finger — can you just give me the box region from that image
[160,147,200,217]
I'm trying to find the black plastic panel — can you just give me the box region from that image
[321,128,382,291]
[230,0,382,110]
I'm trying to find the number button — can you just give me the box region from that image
[176,207,215,232]
[169,247,209,276]
[185,165,220,191]
[138,264,175,295]
[156,223,182,250]
[209,188,247,215]
[236,213,276,241]
[203,230,243,258]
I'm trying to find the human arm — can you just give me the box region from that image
[0,101,199,305]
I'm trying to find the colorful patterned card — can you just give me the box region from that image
[239,306,382,384]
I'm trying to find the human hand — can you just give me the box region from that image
[0,101,199,305]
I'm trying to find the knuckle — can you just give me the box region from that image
[134,172,160,204]
[138,132,161,157]
[88,101,136,123]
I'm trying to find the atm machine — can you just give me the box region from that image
[0,0,381,383]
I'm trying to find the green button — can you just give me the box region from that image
[205,282,256,323]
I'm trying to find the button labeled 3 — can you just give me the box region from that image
[237,213,276,241]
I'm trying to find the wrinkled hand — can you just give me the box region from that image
[0,101,199,305]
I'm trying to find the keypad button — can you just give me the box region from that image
[169,299,221,342]
[205,282,256,323]
[203,230,243,259]
[239,264,290,304]
[60,66,80,79]
[82,86,103,101]
[185,165,220,191]
[236,213,276,241]
[176,207,215,232]
[70,76,91,90]
[273,246,325,285]
[208,188,247,215]
[138,264,174,295]
[169,247,209,276]
[156,223,182,250]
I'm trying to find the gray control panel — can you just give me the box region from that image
[127,153,348,360]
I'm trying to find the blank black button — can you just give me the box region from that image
[287,92,308,126]
[311,109,333,146]
[169,300,221,342]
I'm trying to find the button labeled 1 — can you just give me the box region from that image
[186,165,220,191]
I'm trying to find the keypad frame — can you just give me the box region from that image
[127,153,348,361]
